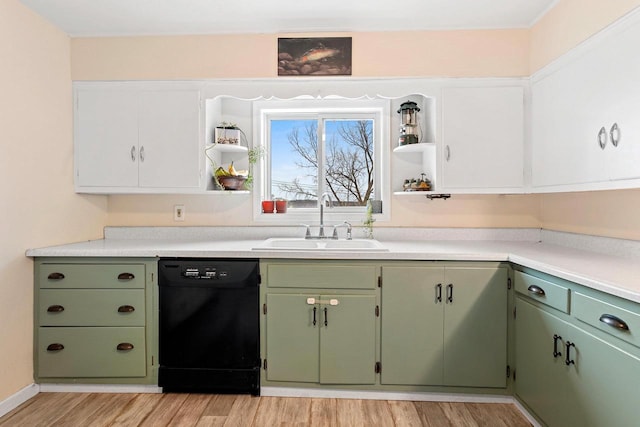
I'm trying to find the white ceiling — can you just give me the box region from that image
[20,0,558,37]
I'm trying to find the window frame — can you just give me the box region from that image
[252,98,391,224]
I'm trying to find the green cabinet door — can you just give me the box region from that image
[515,298,573,426]
[443,267,508,387]
[380,266,444,385]
[265,293,377,385]
[265,293,319,383]
[320,295,377,384]
[564,322,640,427]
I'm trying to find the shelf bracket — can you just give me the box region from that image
[425,194,451,200]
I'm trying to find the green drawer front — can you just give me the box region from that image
[514,271,569,313]
[39,289,145,327]
[573,292,640,348]
[266,263,377,289]
[38,327,146,378]
[39,264,145,289]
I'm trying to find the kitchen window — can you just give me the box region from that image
[253,98,390,223]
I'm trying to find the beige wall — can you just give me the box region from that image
[72,29,536,229]
[530,0,640,239]
[0,0,107,402]
[3,0,640,406]
[71,1,640,238]
[71,29,530,80]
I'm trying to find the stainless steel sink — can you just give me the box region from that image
[252,238,388,251]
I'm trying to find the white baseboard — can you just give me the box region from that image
[38,384,162,394]
[513,398,542,427]
[261,386,512,403]
[261,387,541,426]
[0,384,40,419]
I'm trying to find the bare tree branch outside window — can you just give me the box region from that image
[274,119,374,207]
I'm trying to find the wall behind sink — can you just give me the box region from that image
[71,0,640,240]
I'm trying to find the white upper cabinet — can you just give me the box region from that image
[441,86,524,193]
[532,11,640,191]
[75,84,202,193]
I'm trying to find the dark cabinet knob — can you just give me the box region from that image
[117,343,134,351]
[47,272,65,280]
[47,305,65,313]
[46,343,64,352]
[117,305,135,313]
[117,273,135,281]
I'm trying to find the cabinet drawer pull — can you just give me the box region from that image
[324,307,328,327]
[598,126,607,150]
[599,314,629,331]
[131,145,136,161]
[610,123,620,147]
[140,146,145,162]
[436,283,442,303]
[117,305,135,313]
[117,272,135,281]
[446,284,453,303]
[312,306,317,326]
[117,343,134,351]
[47,272,65,280]
[47,305,65,313]
[527,285,546,296]
[553,334,562,358]
[445,145,451,161]
[565,341,575,366]
[47,343,64,352]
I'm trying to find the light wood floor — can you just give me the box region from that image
[0,393,532,427]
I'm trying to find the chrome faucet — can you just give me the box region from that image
[318,192,332,238]
[333,221,352,240]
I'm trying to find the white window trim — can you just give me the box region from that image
[252,97,391,225]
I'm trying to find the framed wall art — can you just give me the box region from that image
[277,37,352,76]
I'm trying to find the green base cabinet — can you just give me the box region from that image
[34,258,158,384]
[265,293,376,385]
[261,261,378,386]
[515,269,640,427]
[380,263,508,388]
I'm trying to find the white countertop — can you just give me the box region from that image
[26,231,640,304]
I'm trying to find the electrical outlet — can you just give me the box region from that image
[174,205,185,221]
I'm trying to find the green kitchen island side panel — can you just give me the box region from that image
[443,266,508,388]
[380,266,445,385]
[265,293,320,383]
[38,326,146,378]
[319,294,377,385]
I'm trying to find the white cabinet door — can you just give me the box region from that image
[75,90,139,188]
[531,46,609,188]
[75,86,202,193]
[441,86,524,192]
[138,91,201,189]
[600,21,640,182]
[532,15,640,189]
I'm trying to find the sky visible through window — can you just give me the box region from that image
[269,119,373,205]
[270,119,316,200]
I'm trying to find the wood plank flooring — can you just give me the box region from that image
[0,393,532,427]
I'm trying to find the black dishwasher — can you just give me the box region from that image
[158,258,260,395]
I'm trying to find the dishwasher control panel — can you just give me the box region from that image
[182,266,228,279]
